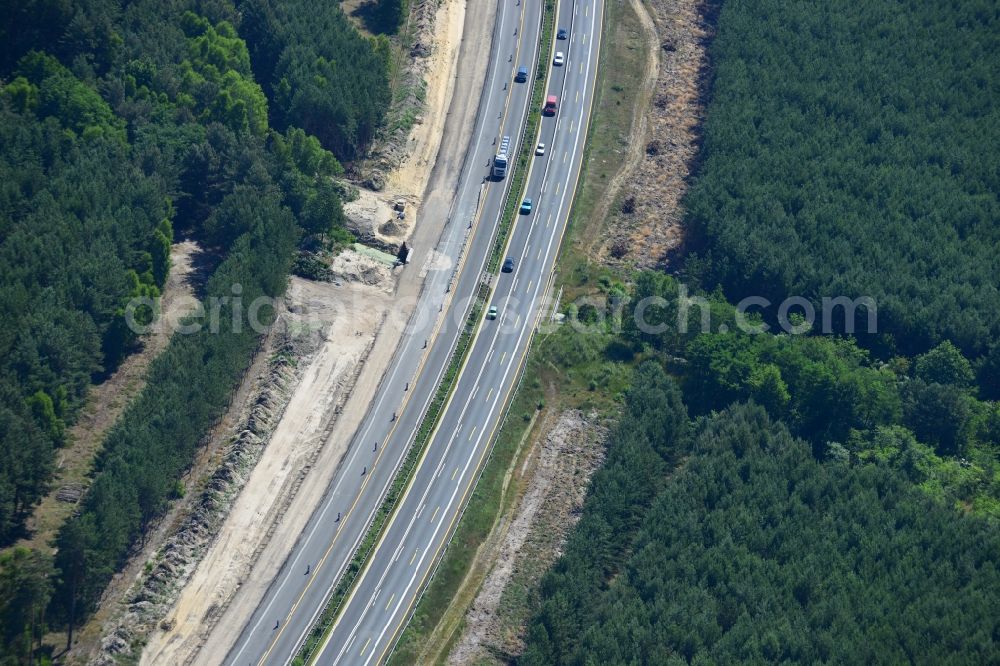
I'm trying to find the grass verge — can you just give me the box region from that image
[293,1,558,660]
[387,0,650,661]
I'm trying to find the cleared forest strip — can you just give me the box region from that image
[6,241,202,558]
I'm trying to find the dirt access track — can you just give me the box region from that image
[126,0,498,664]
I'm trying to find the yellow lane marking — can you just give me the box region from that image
[255,393,400,661]
[468,426,478,441]
[360,637,371,656]
[451,467,459,480]
[431,506,440,523]
[409,549,419,565]
[384,593,395,611]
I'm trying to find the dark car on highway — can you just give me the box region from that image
[502,257,515,273]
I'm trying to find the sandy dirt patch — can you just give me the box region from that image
[343,187,414,248]
[330,245,396,289]
[345,0,467,250]
[444,410,607,664]
[387,0,466,200]
[138,272,393,666]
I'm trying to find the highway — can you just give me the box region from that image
[311,0,604,660]
[223,0,549,662]
[225,0,602,660]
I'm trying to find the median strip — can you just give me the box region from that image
[293,1,557,662]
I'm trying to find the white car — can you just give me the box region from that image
[535,142,546,156]
[553,51,565,66]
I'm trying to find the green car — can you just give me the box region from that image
[520,198,533,214]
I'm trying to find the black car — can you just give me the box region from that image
[502,257,515,273]
[557,27,568,39]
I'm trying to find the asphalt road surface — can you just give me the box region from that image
[310,0,604,661]
[223,0,552,662]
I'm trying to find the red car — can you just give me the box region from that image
[543,95,558,115]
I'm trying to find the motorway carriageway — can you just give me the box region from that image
[224,0,545,662]
[313,0,604,661]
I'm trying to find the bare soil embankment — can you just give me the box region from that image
[128,268,393,666]
[445,410,608,664]
[346,0,468,253]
